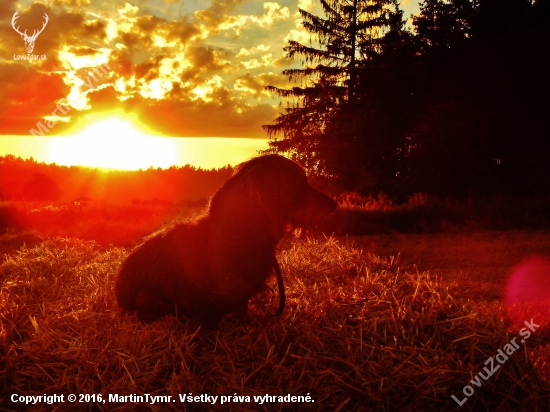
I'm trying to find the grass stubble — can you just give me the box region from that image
[0,236,549,411]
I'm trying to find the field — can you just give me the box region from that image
[1,202,550,411]
[352,231,550,302]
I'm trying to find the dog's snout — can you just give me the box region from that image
[290,186,337,229]
[325,192,338,214]
[311,187,338,214]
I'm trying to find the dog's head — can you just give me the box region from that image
[231,154,337,231]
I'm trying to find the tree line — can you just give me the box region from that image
[0,155,232,203]
[263,0,550,199]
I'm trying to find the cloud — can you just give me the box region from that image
[51,0,92,6]
[114,9,199,46]
[85,85,119,112]
[0,0,18,20]
[236,44,270,58]
[186,46,231,76]
[216,2,291,37]
[0,0,305,139]
[195,0,244,35]
[197,1,291,37]
[0,62,70,134]
[105,45,231,102]
[297,0,315,11]
[235,72,291,99]
[137,98,277,138]
[58,46,110,70]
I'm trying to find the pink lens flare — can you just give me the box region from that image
[504,256,550,327]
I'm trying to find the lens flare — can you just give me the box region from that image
[504,257,550,327]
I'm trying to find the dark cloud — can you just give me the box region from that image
[185,46,231,77]
[0,62,69,134]
[81,19,107,41]
[119,31,154,52]
[65,46,101,56]
[137,98,277,138]
[135,14,164,33]
[195,0,245,33]
[167,18,201,44]
[109,49,134,77]
[0,0,18,20]
[236,72,292,97]
[85,85,120,112]
[135,55,165,81]
[116,15,199,52]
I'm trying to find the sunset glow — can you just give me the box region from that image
[48,118,177,170]
[1,0,420,167]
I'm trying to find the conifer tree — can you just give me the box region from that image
[413,0,476,52]
[264,0,406,183]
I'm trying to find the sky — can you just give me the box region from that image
[0,0,419,169]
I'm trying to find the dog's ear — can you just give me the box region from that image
[243,164,274,209]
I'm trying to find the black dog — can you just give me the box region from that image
[115,154,337,329]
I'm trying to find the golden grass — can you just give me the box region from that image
[1,237,549,411]
[350,231,550,302]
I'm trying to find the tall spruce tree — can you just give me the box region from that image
[408,0,550,198]
[263,0,406,185]
[413,0,476,52]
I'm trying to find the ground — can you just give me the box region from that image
[1,229,550,410]
[347,230,550,302]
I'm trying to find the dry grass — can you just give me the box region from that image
[1,237,549,411]
[323,193,550,235]
[0,201,203,248]
[349,230,550,302]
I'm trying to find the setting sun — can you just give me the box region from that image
[48,117,177,170]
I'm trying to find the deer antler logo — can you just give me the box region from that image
[11,11,49,54]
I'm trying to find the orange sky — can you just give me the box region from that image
[0,0,419,169]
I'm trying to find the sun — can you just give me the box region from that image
[48,117,177,170]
